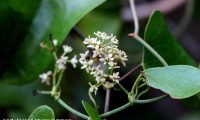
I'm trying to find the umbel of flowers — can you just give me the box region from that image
[79,31,128,95]
[39,40,78,86]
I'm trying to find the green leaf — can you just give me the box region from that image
[144,65,200,99]
[82,100,101,120]
[143,10,196,69]
[0,0,105,84]
[28,105,55,119]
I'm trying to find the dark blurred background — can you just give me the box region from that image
[0,0,200,120]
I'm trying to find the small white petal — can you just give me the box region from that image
[39,71,52,85]
[57,56,68,70]
[63,45,72,54]
[70,55,78,68]
[53,39,58,46]
[89,83,98,95]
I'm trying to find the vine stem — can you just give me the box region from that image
[38,90,51,95]
[131,74,142,95]
[119,64,141,82]
[55,71,64,89]
[57,98,89,119]
[129,0,139,34]
[117,83,129,95]
[134,35,168,66]
[100,102,131,118]
[52,66,58,86]
[134,94,168,104]
[104,89,111,114]
[55,95,167,119]
[100,94,167,118]
[52,52,58,61]
[129,0,168,67]
[88,91,98,109]
[136,87,149,99]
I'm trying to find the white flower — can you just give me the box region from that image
[83,37,100,49]
[90,67,107,83]
[109,72,120,82]
[94,31,111,40]
[80,32,128,92]
[108,61,119,69]
[80,59,93,73]
[53,39,58,46]
[79,51,94,72]
[70,55,78,68]
[39,71,52,85]
[89,83,98,95]
[111,37,118,45]
[95,76,106,83]
[92,50,100,58]
[116,50,128,66]
[63,45,72,54]
[79,51,89,61]
[57,56,68,70]
[83,37,96,44]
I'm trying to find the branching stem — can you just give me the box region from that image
[100,102,131,118]
[104,89,111,113]
[57,98,89,119]
[131,74,142,95]
[119,64,141,82]
[129,0,168,67]
[134,94,168,104]
[88,91,98,110]
[134,35,168,66]
[129,0,139,34]
[136,86,149,99]
[117,83,129,95]
[55,71,64,89]
[100,94,167,118]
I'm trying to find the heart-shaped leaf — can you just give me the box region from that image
[143,10,196,69]
[28,105,54,119]
[82,100,101,120]
[144,65,200,99]
[1,0,105,84]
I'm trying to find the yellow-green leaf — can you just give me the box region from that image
[145,65,200,99]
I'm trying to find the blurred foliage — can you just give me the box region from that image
[0,0,105,84]
[0,81,64,118]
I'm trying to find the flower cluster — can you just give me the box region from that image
[56,44,78,70]
[39,71,52,86]
[39,39,78,85]
[79,31,128,94]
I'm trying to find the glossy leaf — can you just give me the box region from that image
[82,100,101,120]
[143,10,196,69]
[28,105,54,119]
[145,65,200,99]
[1,0,105,84]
